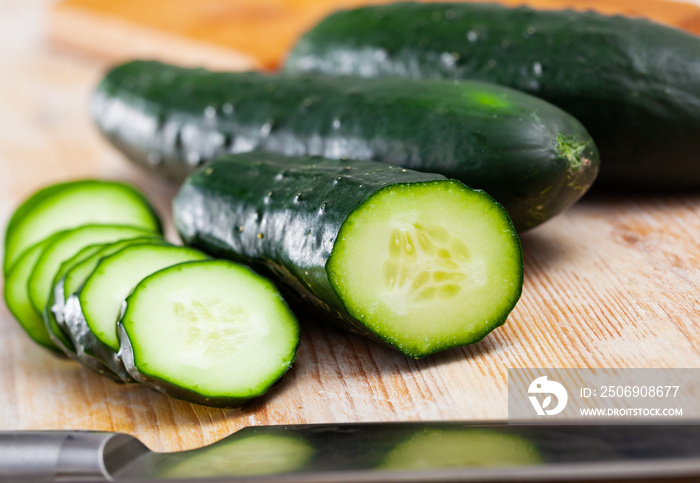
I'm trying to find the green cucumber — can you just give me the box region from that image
[174,153,523,358]
[47,237,166,377]
[27,225,153,317]
[64,243,209,380]
[45,242,111,355]
[93,60,600,230]
[3,180,161,274]
[4,234,68,353]
[285,2,700,188]
[118,260,300,408]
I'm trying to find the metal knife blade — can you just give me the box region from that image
[1,422,699,483]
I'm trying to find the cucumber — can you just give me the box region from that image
[93,60,600,230]
[174,153,523,358]
[3,180,161,275]
[47,237,166,377]
[118,260,300,408]
[44,242,111,355]
[63,243,209,380]
[27,225,153,317]
[3,234,68,353]
[285,2,700,188]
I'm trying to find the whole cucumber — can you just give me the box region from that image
[285,2,700,188]
[93,60,599,230]
[174,152,523,358]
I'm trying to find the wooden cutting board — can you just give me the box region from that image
[0,0,698,454]
[50,0,700,70]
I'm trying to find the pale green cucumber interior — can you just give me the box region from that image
[27,225,153,315]
[46,237,166,351]
[62,237,165,300]
[4,238,59,350]
[121,260,298,398]
[80,244,209,351]
[52,244,108,298]
[4,181,160,274]
[380,429,541,469]
[326,180,522,357]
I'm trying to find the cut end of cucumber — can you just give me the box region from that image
[327,180,522,358]
[120,260,299,404]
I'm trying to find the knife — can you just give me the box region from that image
[1,422,699,482]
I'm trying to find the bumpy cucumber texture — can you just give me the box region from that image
[93,60,600,230]
[286,2,700,188]
[174,153,523,358]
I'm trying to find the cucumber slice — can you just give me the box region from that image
[61,237,167,304]
[47,237,166,378]
[118,260,299,408]
[3,233,67,353]
[44,244,109,354]
[27,224,153,316]
[68,244,208,380]
[3,180,161,275]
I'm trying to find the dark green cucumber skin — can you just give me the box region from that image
[47,279,125,382]
[285,2,700,188]
[94,60,599,230]
[173,153,517,357]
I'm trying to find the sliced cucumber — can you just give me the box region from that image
[175,153,523,358]
[61,237,164,303]
[3,180,161,275]
[3,234,67,353]
[47,237,166,378]
[27,224,153,316]
[44,242,116,357]
[65,244,208,379]
[118,260,299,408]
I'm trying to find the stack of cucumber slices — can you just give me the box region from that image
[3,180,299,408]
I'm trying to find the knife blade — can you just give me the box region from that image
[1,422,699,483]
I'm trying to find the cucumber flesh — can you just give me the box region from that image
[3,180,161,275]
[78,244,209,352]
[327,181,522,357]
[118,260,299,407]
[3,234,66,353]
[27,225,153,316]
[62,238,164,302]
[46,237,167,376]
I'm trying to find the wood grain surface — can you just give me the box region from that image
[49,0,700,70]
[1,0,699,454]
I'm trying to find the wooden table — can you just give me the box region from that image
[1,0,699,453]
